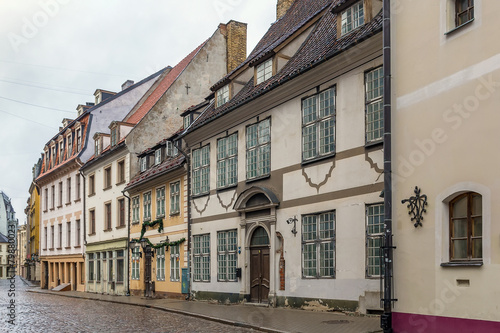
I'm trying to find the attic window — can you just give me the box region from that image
[216,85,230,107]
[111,127,118,147]
[67,134,72,159]
[155,149,162,165]
[184,114,191,129]
[95,138,102,156]
[140,156,147,172]
[255,59,273,85]
[341,1,364,35]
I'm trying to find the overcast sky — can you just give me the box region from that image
[0,0,277,224]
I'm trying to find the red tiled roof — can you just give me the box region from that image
[125,41,207,125]
[211,0,333,91]
[188,0,383,132]
[125,155,185,190]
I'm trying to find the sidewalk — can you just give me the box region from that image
[26,286,382,333]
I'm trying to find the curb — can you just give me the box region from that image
[26,289,287,333]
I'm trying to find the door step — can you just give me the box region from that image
[245,302,269,308]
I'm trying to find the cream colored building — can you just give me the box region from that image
[0,233,9,279]
[392,0,500,331]
[16,224,27,279]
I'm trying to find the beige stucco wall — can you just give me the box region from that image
[393,0,500,322]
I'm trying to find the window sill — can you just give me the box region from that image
[74,245,81,248]
[116,180,126,186]
[365,140,383,149]
[50,208,55,211]
[216,184,238,193]
[246,174,271,184]
[192,192,210,199]
[89,193,96,197]
[116,225,126,230]
[445,18,474,36]
[65,202,71,206]
[74,198,81,203]
[49,248,54,251]
[441,261,483,267]
[57,205,63,209]
[301,153,335,167]
[156,215,165,220]
[169,212,180,217]
[103,186,112,191]
[56,247,62,250]
[64,246,71,249]
[43,210,48,213]
[88,233,96,236]
[103,228,113,232]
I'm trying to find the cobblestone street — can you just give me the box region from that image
[0,277,257,333]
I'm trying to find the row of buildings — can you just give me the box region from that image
[22,0,500,332]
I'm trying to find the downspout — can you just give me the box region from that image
[382,0,395,332]
[122,189,131,296]
[171,140,191,300]
[77,160,87,292]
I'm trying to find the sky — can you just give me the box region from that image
[0,0,277,224]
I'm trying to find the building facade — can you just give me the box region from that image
[0,233,10,279]
[26,160,42,282]
[182,0,385,312]
[391,0,500,331]
[0,191,18,239]
[16,224,27,279]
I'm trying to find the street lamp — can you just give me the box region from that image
[140,238,148,250]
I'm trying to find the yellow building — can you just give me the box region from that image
[125,139,188,298]
[27,161,42,282]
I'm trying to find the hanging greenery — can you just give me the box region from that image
[130,218,185,250]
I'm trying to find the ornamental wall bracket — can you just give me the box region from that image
[401,186,428,228]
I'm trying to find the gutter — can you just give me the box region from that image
[121,190,131,296]
[382,0,395,332]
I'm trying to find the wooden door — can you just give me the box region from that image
[144,246,152,297]
[250,247,270,303]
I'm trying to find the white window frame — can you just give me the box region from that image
[140,157,147,172]
[156,247,165,281]
[302,87,336,161]
[193,234,210,282]
[170,181,180,215]
[246,118,271,180]
[131,246,140,280]
[156,187,165,218]
[155,149,162,165]
[217,230,237,282]
[366,204,384,278]
[132,196,140,223]
[217,133,238,189]
[143,191,151,221]
[341,1,364,35]
[192,145,210,196]
[67,134,72,159]
[365,67,384,143]
[166,141,178,157]
[170,244,180,282]
[256,59,273,85]
[216,85,230,107]
[302,211,336,278]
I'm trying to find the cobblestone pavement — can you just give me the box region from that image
[0,277,258,333]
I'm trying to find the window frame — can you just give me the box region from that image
[89,174,95,196]
[156,186,166,218]
[255,59,273,85]
[192,145,210,196]
[156,246,165,281]
[155,149,162,165]
[217,229,238,282]
[66,221,71,248]
[117,198,125,228]
[170,244,180,282]
[365,66,384,144]
[89,208,96,235]
[301,211,336,279]
[143,191,152,222]
[104,165,112,190]
[246,118,271,180]
[132,196,140,224]
[140,156,147,172]
[131,246,140,280]
[341,1,365,36]
[66,177,71,204]
[169,181,180,215]
[117,159,125,184]
[455,0,474,27]
[216,84,230,107]
[366,203,384,278]
[217,132,238,189]
[193,234,210,282]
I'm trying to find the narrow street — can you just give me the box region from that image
[0,277,257,333]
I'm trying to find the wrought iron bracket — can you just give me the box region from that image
[401,186,428,228]
[286,216,298,236]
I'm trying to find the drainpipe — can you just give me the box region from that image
[77,160,86,292]
[122,190,131,296]
[171,140,191,300]
[382,0,395,332]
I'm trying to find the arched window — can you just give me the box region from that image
[449,192,482,261]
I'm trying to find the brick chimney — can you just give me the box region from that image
[224,20,247,73]
[277,0,294,20]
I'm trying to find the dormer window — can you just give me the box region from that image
[51,146,56,167]
[94,138,102,156]
[216,85,230,107]
[76,129,82,153]
[166,141,178,157]
[58,141,64,164]
[155,149,162,165]
[45,150,49,171]
[67,134,72,159]
[184,114,191,129]
[111,127,118,147]
[140,156,147,172]
[255,59,273,85]
[341,1,364,35]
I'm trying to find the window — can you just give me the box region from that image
[193,234,210,282]
[166,141,178,157]
[51,146,56,167]
[156,247,165,281]
[170,181,180,215]
[184,115,191,129]
[66,221,71,247]
[96,253,101,282]
[450,192,482,261]
[76,129,81,152]
[302,212,335,278]
[104,166,112,189]
[140,157,147,172]
[111,127,118,147]
[59,141,64,164]
[131,247,140,280]
[341,1,364,35]
[217,133,238,188]
[58,182,63,207]
[170,244,180,282]
[456,0,474,26]
[216,85,230,107]
[156,187,165,217]
[192,145,210,196]
[95,138,101,156]
[58,224,62,248]
[117,160,125,184]
[256,59,273,85]
[302,88,336,160]
[51,226,54,249]
[108,251,113,283]
[154,149,162,165]
[44,227,47,250]
[116,250,124,283]
[132,196,140,223]
[76,174,81,200]
[76,220,80,246]
[44,188,48,211]
[246,118,270,180]
[67,134,72,159]
[89,209,96,235]
[104,203,112,230]
[118,198,125,227]
[217,230,237,282]
[365,67,384,143]
[89,174,95,195]
[44,151,49,172]
[366,204,384,277]
[66,178,71,203]
[143,192,151,221]
[88,254,95,282]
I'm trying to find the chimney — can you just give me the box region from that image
[224,20,247,73]
[121,80,134,91]
[277,0,294,20]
